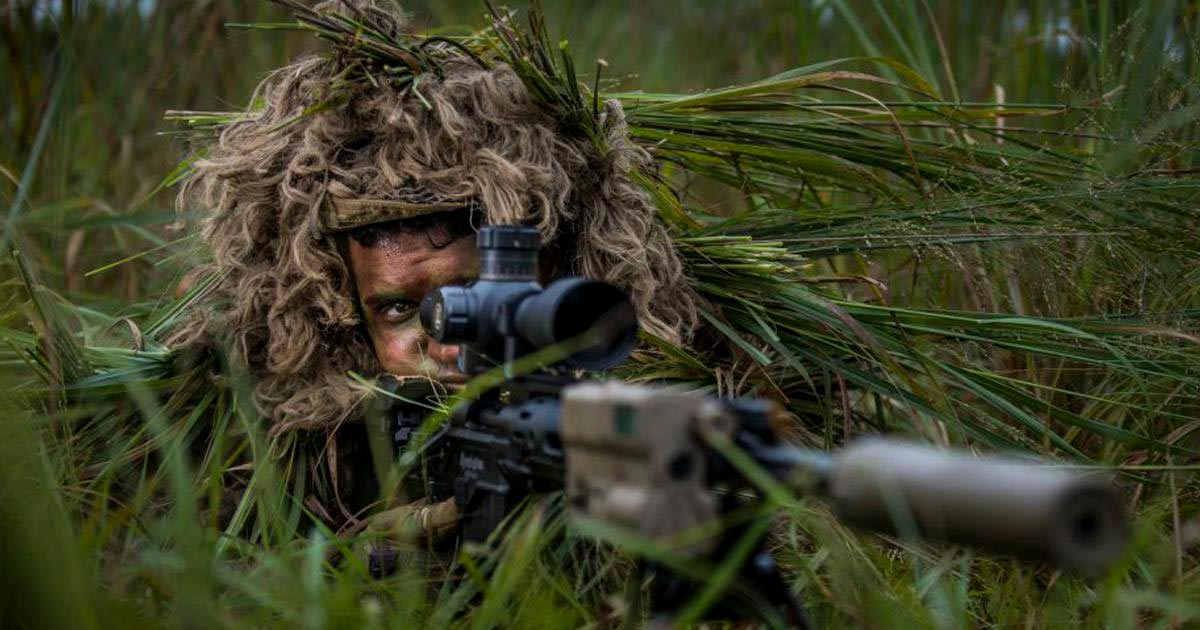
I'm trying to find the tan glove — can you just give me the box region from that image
[367,496,459,542]
[360,497,460,577]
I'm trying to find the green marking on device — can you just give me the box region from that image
[614,404,635,436]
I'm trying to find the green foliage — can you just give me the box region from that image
[2,1,1200,628]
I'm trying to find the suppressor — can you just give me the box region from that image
[821,439,1129,574]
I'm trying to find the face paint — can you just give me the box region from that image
[347,229,479,382]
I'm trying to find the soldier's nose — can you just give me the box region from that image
[427,338,460,366]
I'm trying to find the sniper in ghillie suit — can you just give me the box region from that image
[2,1,1199,628]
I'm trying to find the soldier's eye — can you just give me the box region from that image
[380,300,419,324]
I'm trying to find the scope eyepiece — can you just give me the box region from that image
[420,286,476,344]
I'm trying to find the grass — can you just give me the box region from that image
[2,0,1200,628]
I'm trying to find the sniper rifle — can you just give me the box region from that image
[376,224,1128,628]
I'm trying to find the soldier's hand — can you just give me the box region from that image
[359,497,459,577]
[367,496,459,543]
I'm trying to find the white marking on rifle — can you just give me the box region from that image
[460,454,485,473]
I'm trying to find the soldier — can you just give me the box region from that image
[168,0,698,555]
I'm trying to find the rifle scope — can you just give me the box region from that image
[419,225,638,375]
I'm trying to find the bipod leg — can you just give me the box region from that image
[638,539,812,629]
[639,560,692,629]
[738,542,811,630]
[620,560,648,630]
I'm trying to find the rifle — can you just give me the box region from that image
[378,225,1129,628]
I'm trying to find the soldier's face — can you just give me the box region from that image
[346,230,479,382]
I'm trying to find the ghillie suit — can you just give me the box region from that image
[169,0,698,437]
[5,1,1200,625]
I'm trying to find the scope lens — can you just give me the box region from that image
[419,292,443,339]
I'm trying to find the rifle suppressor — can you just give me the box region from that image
[825,439,1128,574]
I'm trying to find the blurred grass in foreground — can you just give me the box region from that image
[2,1,1200,628]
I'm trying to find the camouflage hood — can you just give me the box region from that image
[169,0,699,434]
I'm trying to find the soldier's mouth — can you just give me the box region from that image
[385,373,471,389]
[432,374,470,386]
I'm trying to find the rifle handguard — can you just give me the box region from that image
[827,439,1129,574]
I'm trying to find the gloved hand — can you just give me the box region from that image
[359,497,460,577]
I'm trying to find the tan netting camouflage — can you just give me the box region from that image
[321,180,477,233]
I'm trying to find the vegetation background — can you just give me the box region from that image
[1,0,1199,628]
